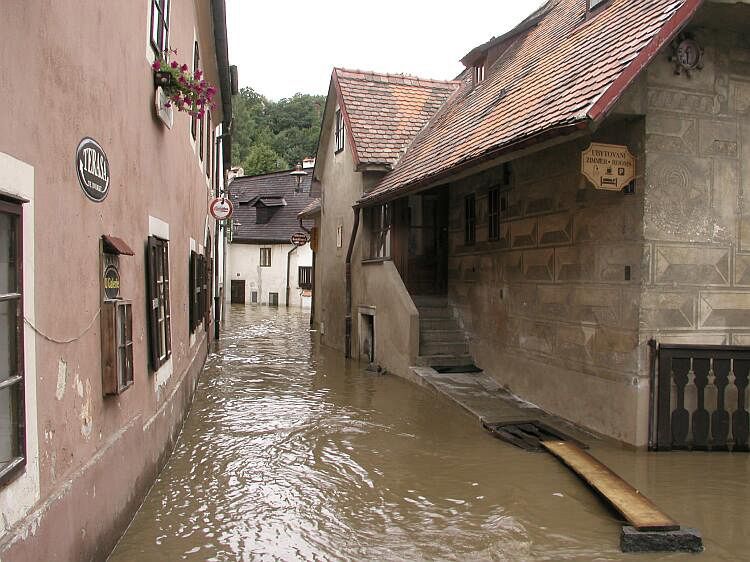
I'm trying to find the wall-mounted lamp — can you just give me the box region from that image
[290,163,307,193]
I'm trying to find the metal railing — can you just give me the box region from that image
[652,343,750,451]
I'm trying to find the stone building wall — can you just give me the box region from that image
[641,22,750,351]
[448,120,649,445]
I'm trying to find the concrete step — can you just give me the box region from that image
[420,317,460,331]
[416,305,453,319]
[412,295,449,307]
[420,341,469,357]
[416,354,475,368]
[420,329,466,343]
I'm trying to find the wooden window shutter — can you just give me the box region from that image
[189,251,197,330]
[163,241,171,356]
[146,236,160,370]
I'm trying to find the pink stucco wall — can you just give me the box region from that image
[0,1,226,559]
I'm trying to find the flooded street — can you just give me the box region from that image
[110,306,750,561]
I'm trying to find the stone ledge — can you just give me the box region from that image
[620,525,703,553]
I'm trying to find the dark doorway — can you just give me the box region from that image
[230,280,245,304]
[397,188,449,295]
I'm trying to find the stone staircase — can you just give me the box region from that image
[413,295,475,368]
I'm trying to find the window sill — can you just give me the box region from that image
[0,456,25,487]
[362,257,390,265]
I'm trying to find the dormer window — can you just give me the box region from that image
[473,63,485,85]
[334,108,345,153]
[587,0,609,12]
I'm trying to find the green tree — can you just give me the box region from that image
[241,144,288,176]
[232,87,324,175]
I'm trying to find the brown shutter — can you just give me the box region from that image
[189,251,196,330]
[146,236,160,370]
[163,241,171,356]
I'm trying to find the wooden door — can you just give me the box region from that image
[230,279,245,304]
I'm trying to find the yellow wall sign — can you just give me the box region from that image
[581,143,635,191]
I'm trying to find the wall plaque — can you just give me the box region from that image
[581,143,635,191]
[76,137,110,202]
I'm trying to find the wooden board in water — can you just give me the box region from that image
[541,440,679,532]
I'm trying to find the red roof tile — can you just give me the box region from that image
[334,68,460,168]
[361,0,702,204]
[298,198,321,219]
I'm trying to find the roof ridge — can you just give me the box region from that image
[334,67,460,89]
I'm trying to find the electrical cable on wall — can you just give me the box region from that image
[24,306,102,344]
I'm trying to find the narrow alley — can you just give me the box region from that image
[110,306,749,561]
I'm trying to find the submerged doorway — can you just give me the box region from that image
[393,188,449,296]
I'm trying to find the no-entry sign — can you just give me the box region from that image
[209,197,234,220]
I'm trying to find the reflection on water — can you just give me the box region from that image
[110,306,750,561]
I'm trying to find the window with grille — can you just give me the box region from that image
[251,291,258,303]
[298,266,312,289]
[206,112,212,178]
[260,247,271,267]
[101,301,134,395]
[488,188,500,241]
[367,204,391,259]
[464,194,476,245]
[334,108,345,153]
[269,292,279,306]
[473,64,485,85]
[191,42,199,140]
[0,200,24,486]
[147,236,171,370]
[149,0,170,54]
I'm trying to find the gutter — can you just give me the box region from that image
[286,246,297,308]
[359,121,587,208]
[344,207,361,358]
[211,0,233,167]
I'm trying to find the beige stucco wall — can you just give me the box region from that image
[313,92,419,375]
[227,242,312,307]
[0,1,225,560]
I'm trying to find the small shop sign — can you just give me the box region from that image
[581,143,635,191]
[76,137,110,202]
[103,264,121,300]
[209,197,234,220]
[290,232,309,246]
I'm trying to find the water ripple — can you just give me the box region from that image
[110,306,750,561]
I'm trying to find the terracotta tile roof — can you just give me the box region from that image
[298,198,321,219]
[230,169,314,243]
[361,0,702,204]
[334,68,460,168]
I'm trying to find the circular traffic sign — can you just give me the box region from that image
[209,197,233,220]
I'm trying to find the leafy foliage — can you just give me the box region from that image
[232,87,325,176]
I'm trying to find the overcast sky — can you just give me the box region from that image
[225,0,545,101]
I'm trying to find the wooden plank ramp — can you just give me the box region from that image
[541,441,679,532]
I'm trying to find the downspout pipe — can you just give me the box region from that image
[299,218,314,327]
[345,207,361,358]
[286,245,297,308]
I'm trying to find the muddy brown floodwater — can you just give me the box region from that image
[109,305,750,561]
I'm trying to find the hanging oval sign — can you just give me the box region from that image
[103,264,120,299]
[209,197,234,220]
[290,232,309,246]
[76,137,110,202]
